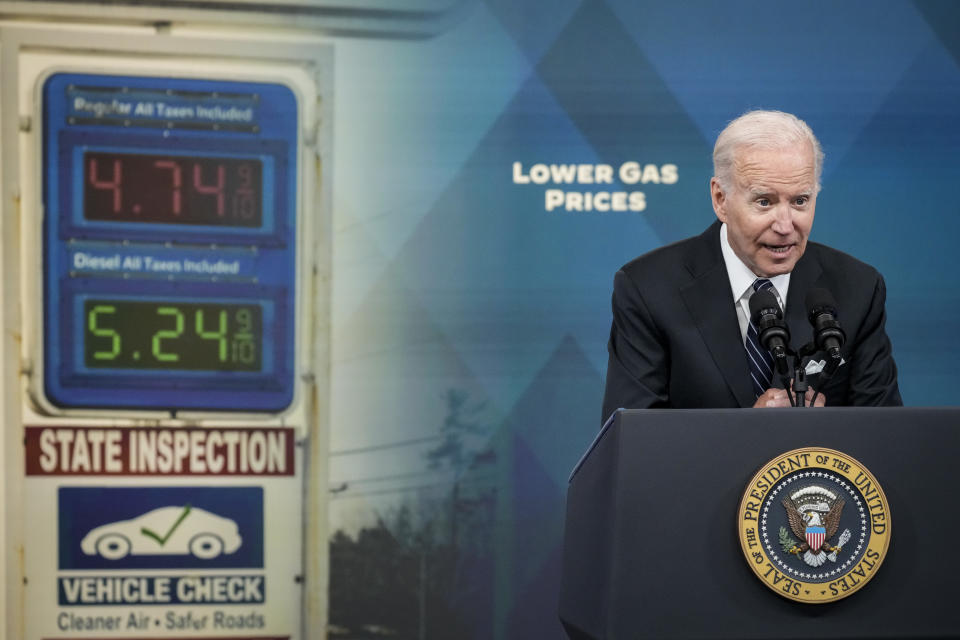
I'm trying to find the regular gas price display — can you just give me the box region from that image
[42,73,300,413]
[84,152,262,227]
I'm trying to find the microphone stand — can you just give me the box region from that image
[776,346,799,408]
[790,343,819,408]
[793,365,808,407]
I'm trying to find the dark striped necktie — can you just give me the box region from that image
[745,278,777,397]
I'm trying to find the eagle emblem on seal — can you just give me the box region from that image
[779,485,852,567]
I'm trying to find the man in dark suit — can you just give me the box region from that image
[602,110,901,420]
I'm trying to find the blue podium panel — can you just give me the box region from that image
[42,73,299,412]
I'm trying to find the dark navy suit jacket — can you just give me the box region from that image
[601,221,902,420]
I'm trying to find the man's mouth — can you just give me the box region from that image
[763,243,794,255]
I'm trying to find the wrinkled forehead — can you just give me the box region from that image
[732,142,817,190]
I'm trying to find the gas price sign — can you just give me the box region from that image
[41,73,299,412]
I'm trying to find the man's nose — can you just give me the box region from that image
[770,204,793,234]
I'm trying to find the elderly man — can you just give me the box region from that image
[601,110,901,420]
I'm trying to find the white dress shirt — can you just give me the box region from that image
[719,223,790,342]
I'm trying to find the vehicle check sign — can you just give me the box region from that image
[24,426,300,638]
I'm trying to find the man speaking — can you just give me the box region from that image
[601,110,902,419]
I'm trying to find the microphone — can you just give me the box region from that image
[749,289,791,376]
[805,288,845,364]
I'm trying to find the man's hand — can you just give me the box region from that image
[752,387,825,408]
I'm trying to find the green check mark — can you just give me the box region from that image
[141,504,192,547]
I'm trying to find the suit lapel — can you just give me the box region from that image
[679,223,756,408]
[784,248,823,356]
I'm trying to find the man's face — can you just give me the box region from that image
[711,143,817,278]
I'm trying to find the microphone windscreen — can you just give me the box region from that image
[749,289,780,322]
[805,287,838,320]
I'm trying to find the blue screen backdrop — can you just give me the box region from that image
[327,1,960,636]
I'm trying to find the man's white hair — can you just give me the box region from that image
[713,110,824,192]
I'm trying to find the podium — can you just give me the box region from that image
[559,408,960,639]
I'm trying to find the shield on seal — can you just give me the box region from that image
[806,525,826,551]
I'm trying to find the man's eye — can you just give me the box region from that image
[794,196,808,206]
[757,198,770,207]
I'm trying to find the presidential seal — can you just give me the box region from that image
[737,447,890,603]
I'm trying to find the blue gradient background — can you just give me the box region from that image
[328,1,960,636]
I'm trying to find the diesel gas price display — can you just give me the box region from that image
[85,300,262,371]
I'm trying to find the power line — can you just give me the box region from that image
[331,469,451,486]
[329,435,443,457]
[329,480,456,500]
[330,476,496,500]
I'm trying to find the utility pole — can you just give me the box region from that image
[419,549,427,640]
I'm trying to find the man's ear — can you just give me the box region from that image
[710,177,728,223]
